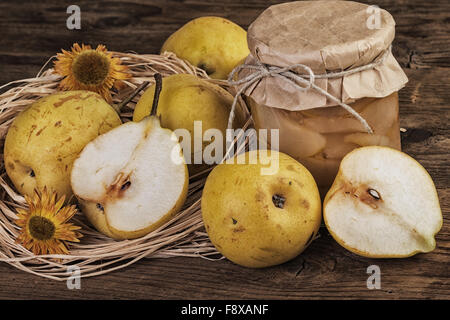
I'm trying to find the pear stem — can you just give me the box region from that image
[150,73,163,117]
[113,81,150,113]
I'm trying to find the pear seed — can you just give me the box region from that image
[121,181,131,191]
[368,189,381,200]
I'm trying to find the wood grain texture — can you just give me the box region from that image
[0,0,448,299]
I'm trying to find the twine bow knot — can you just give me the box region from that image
[227,46,393,134]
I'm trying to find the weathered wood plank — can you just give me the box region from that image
[0,0,449,85]
[0,214,448,300]
[0,0,448,300]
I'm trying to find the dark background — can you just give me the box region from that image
[0,0,448,299]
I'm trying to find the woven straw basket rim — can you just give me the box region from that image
[0,51,251,281]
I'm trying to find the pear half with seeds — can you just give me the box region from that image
[324,146,442,258]
[71,75,188,240]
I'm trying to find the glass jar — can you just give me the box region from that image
[234,1,408,195]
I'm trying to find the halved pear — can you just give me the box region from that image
[71,75,188,240]
[343,132,391,147]
[249,101,327,158]
[324,146,442,258]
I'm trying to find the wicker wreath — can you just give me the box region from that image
[0,51,251,281]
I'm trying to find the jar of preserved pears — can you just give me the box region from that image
[235,1,408,195]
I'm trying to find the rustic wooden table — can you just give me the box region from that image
[0,0,448,300]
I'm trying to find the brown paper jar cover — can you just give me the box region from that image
[238,1,408,194]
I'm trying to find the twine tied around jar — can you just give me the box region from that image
[227,45,393,134]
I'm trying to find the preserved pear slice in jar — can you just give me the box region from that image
[249,98,327,158]
[344,133,391,147]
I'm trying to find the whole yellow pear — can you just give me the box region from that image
[4,90,122,199]
[201,150,322,268]
[161,16,250,79]
[133,74,242,174]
